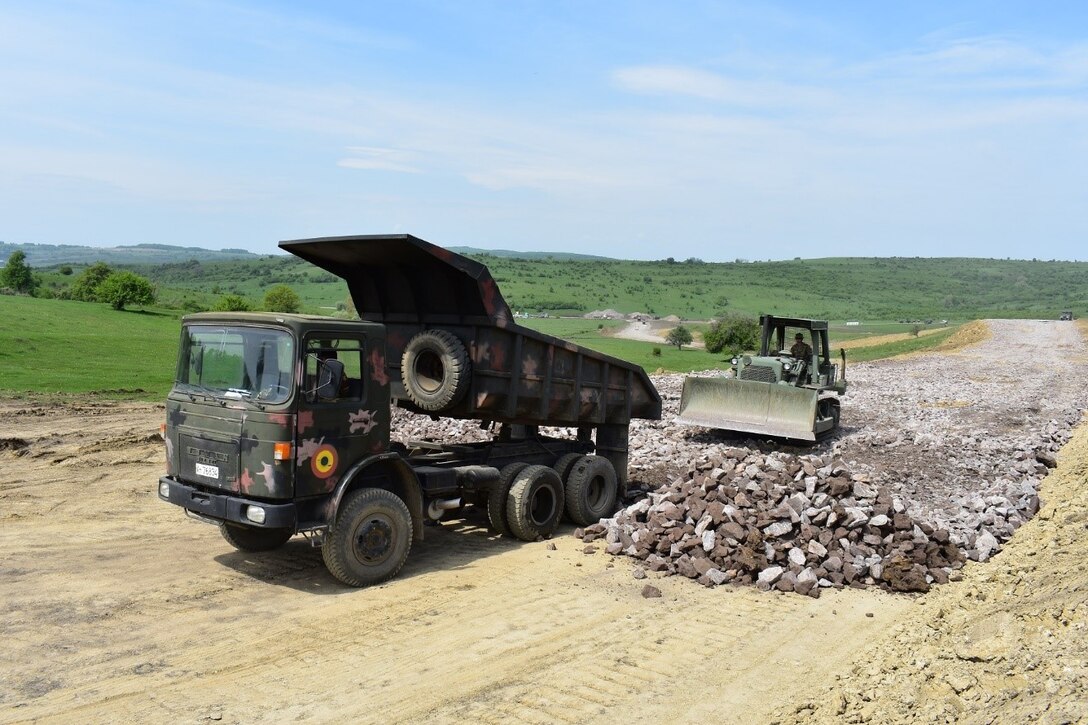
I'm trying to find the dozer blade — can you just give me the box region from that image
[677,377,818,441]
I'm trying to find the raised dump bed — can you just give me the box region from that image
[281,234,662,429]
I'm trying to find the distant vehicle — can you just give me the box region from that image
[1059,311,1074,321]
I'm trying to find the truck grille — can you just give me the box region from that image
[740,365,777,383]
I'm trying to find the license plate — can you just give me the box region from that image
[195,462,220,479]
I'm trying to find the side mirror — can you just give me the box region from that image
[316,359,345,399]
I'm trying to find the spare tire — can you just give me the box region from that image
[400,330,471,412]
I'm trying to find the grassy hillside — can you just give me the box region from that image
[2,241,256,267]
[479,255,1087,321]
[28,250,1087,323]
[0,296,180,397]
[10,246,1083,400]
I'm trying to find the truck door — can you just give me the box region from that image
[295,334,388,499]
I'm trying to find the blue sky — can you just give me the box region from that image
[2,1,1086,260]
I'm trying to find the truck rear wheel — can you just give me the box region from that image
[488,462,528,536]
[220,522,294,552]
[506,465,563,542]
[401,329,471,412]
[553,452,583,483]
[323,488,412,587]
[564,455,618,526]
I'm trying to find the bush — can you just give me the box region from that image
[263,284,300,313]
[665,324,693,350]
[651,347,662,357]
[213,294,251,312]
[98,271,155,310]
[703,314,760,354]
[71,262,112,301]
[2,251,36,294]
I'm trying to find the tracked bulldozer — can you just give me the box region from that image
[677,315,846,442]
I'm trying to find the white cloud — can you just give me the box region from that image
[612,64,835,109]
[338,146,422,174]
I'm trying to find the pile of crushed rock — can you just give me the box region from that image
[579,447,966,595]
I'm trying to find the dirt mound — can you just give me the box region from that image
[776,415,1088,723]
[584,309,624,319]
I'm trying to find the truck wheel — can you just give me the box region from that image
[323,488,412,587]
[488,462,528,536]
[564,455,618,526]
[553,452,583,483]
[506,465,564,542]
[401,330,471,412]
[220,523,294,552]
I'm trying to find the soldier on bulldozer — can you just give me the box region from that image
[790,332,812,361]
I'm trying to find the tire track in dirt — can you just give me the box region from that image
[1,483,908,725]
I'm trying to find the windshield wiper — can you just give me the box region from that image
[176,382,218,402]
[219,388,267,411]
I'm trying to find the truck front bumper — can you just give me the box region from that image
[158,476,297,529]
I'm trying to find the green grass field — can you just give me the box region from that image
[0,296,181,398]
[839,326,960,362]
[34,252,1087,323]
[1,295,970,400]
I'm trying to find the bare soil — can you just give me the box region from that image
[1,320,1086,724]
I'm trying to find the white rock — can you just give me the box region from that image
[763,521,793,538]
[975,529,999,560]
[757,566,785,585]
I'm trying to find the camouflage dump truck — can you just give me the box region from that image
[158,235,661,586]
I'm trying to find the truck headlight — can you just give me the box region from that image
[159,481,170,498]
[783,362,792,371]
[245,506,266,524]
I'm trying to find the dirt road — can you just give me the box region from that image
[1,402,905,724]
[1,320,1086,723]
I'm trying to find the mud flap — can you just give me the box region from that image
[677,377,818,441]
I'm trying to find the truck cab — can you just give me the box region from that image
[159,313,406,552]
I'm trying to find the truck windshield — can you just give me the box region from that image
[176,325,295,404]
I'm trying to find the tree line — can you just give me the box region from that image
[1,253,303,313]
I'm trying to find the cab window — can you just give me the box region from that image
[305,337,365,402]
